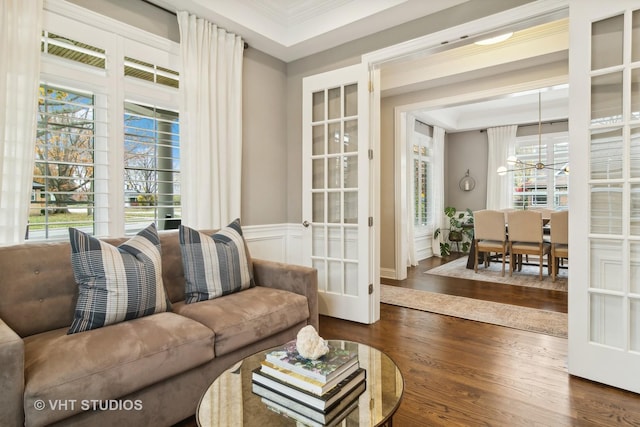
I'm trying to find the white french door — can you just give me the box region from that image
[302,63,376,323]
[569,0,640,393]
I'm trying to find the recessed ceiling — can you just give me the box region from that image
[418,85,569,133]
[145,0,468,62]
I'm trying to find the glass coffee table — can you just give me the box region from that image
[197,340,403,426]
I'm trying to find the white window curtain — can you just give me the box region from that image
[177,12,244,229]
[431,126,445,256]
[486,125,517,210]
[0,0,43,245]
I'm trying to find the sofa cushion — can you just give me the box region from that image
[179,219,254,304]
[68,224,170,334]
[23,312,215,427]
[172,286,309,356]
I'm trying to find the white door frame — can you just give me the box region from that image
[362,0,569,280]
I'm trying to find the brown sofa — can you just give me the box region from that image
[0,229,318,427]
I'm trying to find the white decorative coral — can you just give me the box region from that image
[295,325,329,360]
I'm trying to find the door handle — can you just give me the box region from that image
[302,220,310,228]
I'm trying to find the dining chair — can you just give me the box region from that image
[473,210,508,276]
[550,210,568,282]
[507,210,551,280]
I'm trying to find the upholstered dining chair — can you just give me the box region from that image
[507,210,551,280]
[473,210,508,276]
[550,210,569,282]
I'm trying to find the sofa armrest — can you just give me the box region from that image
[0,318,24,426]
[252,259,318,330]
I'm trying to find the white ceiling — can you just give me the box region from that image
[146,0,468,62]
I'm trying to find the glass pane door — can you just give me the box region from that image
[569,0,640,394]
[311,84,359,296]
[302,63,372,323]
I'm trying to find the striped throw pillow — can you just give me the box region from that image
[67,223,170,334]
[179,219,254,304]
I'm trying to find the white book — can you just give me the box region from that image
[251,367,366,410]
[253,380,365,424]
[260,360,360,396]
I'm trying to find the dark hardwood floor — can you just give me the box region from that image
[176,254,640,426]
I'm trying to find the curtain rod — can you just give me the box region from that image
[140,0,249,50]
[480,119,568,132]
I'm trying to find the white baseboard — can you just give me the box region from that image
[380,267,396,279]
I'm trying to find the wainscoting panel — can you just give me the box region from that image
[243,224,288,263]
[286,224,303,265]
[243,223,303,265]
[416,233,434,261]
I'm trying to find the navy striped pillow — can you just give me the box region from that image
[67,223,170,334]
[179,219,254,304]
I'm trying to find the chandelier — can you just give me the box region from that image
[497,91,569,175]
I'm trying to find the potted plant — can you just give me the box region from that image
[433,207,474,256]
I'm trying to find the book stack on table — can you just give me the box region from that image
[251,340,366,426]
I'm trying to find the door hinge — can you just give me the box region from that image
[368,149,373,160]
[368,284,373,295]
[368,216,373,227]
[368,80,373,93]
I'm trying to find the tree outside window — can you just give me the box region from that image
[30,85,95,239]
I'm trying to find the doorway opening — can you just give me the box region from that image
[373,14,569,280]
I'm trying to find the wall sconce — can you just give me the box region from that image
[459,169,475,192]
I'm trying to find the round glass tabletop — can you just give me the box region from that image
[197,340,403,427]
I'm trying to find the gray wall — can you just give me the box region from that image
[69,0,179,41]
[446,131,488,213]
[241,49,288,224]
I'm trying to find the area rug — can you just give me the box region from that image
[380,284,567,338]
[425,257,568,292]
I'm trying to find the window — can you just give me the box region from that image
[31,85,96,239]
[27,3,180,240]
[125,57,179,88]
[124,102,180,233]
[511,131,569,210]
[413,123,432,227]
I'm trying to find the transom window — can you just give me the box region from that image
[41,31,106,69]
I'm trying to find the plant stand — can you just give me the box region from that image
[448,231,463,253]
